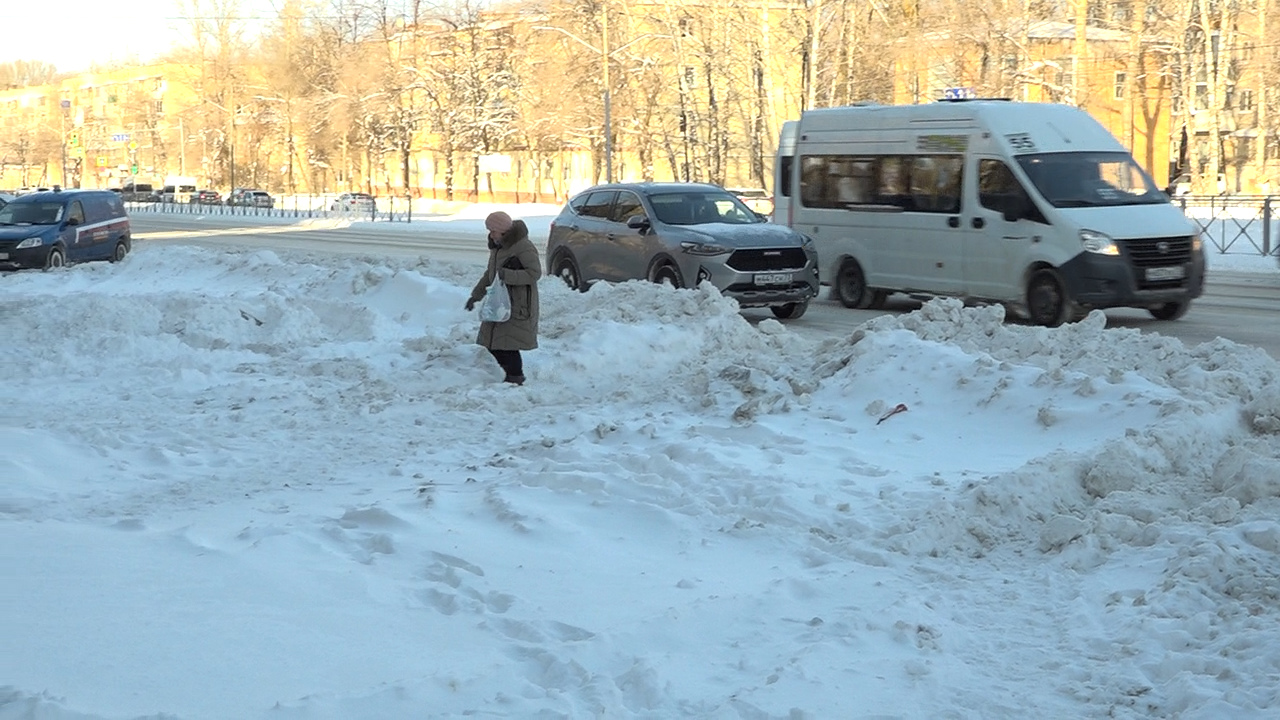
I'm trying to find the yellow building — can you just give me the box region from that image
[893,20,1173,187]
[0,64,206,190]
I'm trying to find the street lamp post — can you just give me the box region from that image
[532,19,660,186]
[60,99,71,187]
[602,7,611,182]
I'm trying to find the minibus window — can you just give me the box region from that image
[778,157,793,197]
[979,159,1047,224]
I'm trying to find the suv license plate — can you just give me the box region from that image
[1145,266,1185,281]
[0,253,8,260]
[754,272,791,286]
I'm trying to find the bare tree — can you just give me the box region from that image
[0,60,60,89]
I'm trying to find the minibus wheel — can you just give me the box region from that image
[111,240,129,263]
[1026,269,1070,327]
[1147,302,1190,321]
[834,259,875,309]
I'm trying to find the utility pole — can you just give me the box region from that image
[1072,0,1088,106]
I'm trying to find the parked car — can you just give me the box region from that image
[0,188,131,270]
[190,189,222,205]
[726,187,774,216]
[16,186,53,195]
[330,192,377,212]
[119,182,159,202]
[226,188,274,208]
[546,182,820,319]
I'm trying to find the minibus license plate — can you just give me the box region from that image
[754,272,791,286]
[1145,266,1185,281]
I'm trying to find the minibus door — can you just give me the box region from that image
[966,157,1045,301]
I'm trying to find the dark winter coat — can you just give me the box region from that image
[468,219,541,351]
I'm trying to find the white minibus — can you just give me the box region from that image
[774,100,1205,325]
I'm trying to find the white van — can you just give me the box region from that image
[775,100,1206,325]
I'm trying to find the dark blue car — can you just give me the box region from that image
[0,189,131,270]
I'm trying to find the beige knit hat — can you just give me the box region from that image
[484,211,513,234]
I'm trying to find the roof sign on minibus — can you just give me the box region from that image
[916,134,969,152]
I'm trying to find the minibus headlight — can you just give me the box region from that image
[15,236,45,249]
[1080,229,1119,256]
[1191,231,1203,252]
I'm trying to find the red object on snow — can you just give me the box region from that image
[877,403,909,425]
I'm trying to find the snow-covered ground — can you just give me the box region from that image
[3,206,1280,719]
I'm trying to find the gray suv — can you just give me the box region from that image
[547,182,820,319]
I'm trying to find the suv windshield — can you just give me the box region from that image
[0,201,64,225]
[1016,152,1166,208]
[648,191,761,225]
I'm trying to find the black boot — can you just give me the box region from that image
[503,374,526,385]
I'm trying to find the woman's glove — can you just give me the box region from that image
[465,298,476,311]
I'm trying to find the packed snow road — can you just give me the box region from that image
[127,213,1280,359]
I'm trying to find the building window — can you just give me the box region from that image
[1239,89,1254,111]
[1114,72,1126,100]
[1194,83,1208,111]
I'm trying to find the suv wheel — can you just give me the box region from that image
[652,263,683,288]
[553,252,585,292]
[1148,301,1190,321]
[771,301,809,320]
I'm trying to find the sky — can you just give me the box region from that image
[3,206,1280,719]
[3,1,279,73]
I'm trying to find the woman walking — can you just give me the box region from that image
[465,211,541,384]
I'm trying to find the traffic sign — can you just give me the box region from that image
[112,133,131,142]
[96,156,108,167]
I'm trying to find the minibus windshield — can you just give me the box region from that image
[1016,152,1166,208]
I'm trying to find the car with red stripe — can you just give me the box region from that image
[0,188,132,270]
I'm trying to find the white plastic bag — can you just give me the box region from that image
[479,275,511,322]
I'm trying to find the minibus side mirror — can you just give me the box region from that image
[1002,195,1028,223]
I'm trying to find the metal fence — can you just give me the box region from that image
[126,193,1279,257]
[1172,195,1276,256]
[125,194,424,223]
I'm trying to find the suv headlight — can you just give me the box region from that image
[798,234,816,251]
[680,241,731,256]
[1080,229,1119,256]
[15,236,45,249]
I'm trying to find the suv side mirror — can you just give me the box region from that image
[626,214,650,231]
[65,216,81,226]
